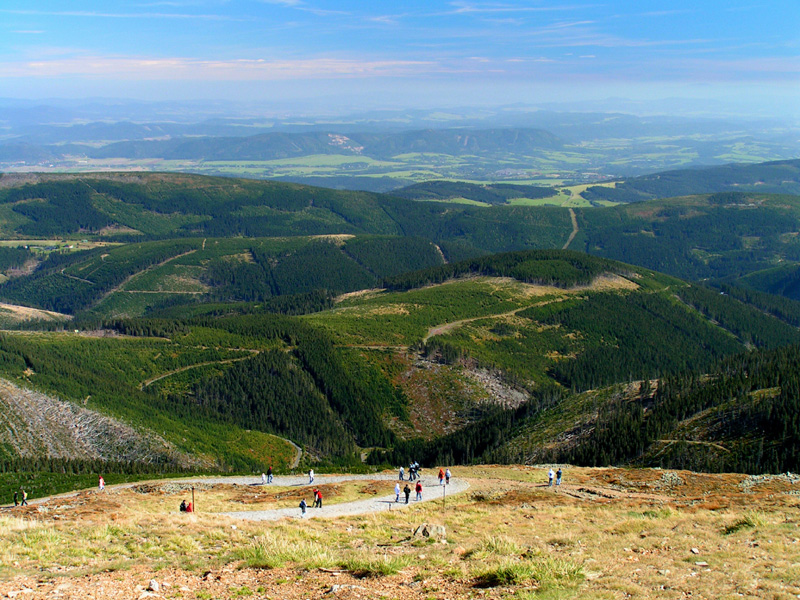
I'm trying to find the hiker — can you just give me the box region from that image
[403,484,411,504]
[13,491,18,507]
[394,482,401,502]
[186,501,193,513]
[399,466,404,480]
[179,499,187,512]
[445,468,451,484]
[438,468,445,486]
[556,468,562,486]
[415,481,422,501]
[299,499,307,516]
[267,466,273,483]
[98,475,105,491]
[408,463,415,481]
[261,472,266,485]
[548,468,555,487]
[308,469,314,484]
[315,489,323,508]
[20,489,28,506]
[312,489,320,508]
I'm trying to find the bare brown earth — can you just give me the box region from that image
[1,466,798,599]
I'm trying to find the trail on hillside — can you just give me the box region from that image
[422,305,531,344]
[139,353,260,390]
[93,249,199,308]
[421,274,637,344]
[562,207,579,250]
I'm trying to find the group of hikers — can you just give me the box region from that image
[298,463,452,515]
[299,488,323,514]
[393,480,422,503]
[399,461,423,481]
[548,467,563,486]
[11,488,28,507]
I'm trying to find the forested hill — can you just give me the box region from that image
[382,249,627,291]
[74,127,564,161]
[2,247,800,478]
[390,181,555,204]
[5,172,800,304]
[479,344,800,475]
[582,158,800,203]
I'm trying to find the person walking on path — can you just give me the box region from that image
[556,468,562,486]
[548,468,555,487]
[415,481,422,501]
[267,466,273,483]
[445,468,451,484]
[399,466,404,480]
[13,491,18,506]
[308,469,314,484]
[438,468,445,486]
[394,482,401,502]
[98,475,105,491]
[314,489,322,508]
[20,489,28,506]
[261,472,266,485]
[299,499,307,516]
[403,484,411,504]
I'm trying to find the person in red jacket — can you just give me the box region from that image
[438,468,444,486]
[415,481,422,501]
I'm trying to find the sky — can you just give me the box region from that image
[1,0,798,116]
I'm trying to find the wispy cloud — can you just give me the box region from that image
[0,55,436,80]
[0,9,237,21]
[639,10,693,17]
[447,1,596,15]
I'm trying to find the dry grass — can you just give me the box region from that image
[0,466,799,599]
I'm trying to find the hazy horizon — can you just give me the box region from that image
[2,1,798,121]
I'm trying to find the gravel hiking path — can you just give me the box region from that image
[224,473,470,521]
[1,472,468,519]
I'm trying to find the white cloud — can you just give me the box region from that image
[0,55,436,80]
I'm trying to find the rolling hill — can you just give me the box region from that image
[0,167,799,482]
[1,250,798,478]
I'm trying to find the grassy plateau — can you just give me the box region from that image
[0,466,798,599]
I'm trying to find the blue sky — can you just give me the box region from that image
[1,1,798,114]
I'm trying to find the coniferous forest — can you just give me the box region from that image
[0,169,798,483]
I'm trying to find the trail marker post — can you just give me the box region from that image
[192,486,195,513]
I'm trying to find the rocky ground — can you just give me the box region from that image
[1,466,798,599]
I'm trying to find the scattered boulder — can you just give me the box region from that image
[413,523,446,541]
[147,579,160,592]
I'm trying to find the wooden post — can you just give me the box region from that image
[192,486,196,513]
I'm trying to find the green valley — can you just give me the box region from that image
[1,164,799,495]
